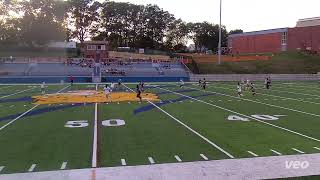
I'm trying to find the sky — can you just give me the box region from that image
[102,0,320,32]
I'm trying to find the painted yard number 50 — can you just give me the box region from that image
[65,119,125,128]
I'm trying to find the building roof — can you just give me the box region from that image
[228,28,288,38]
[83,41,108,45]
[296,17,320,27]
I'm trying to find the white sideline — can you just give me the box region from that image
[1,153,320,180]
[148,157,155,164]
[247,151,259,157]
[200,154,208,160]
[92,84,98,168]
[188,85,320,118]
[60,162,67,170]
[28,164,36,172]
[174,155,182,162]
[270,149,282,155]
[157,86,320,143]
[123,84,235,159]
[0,87,35,99]
[0,85,70,132]
[292,148,305,154]
[121,159,126,166]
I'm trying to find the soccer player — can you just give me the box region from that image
[250,82,256,96]
[264,77,268,89]
[69,75,74,86]
[202,78,207,90]
[266,77,272,89]
[245,79,250,90]
[237,82,243,97]
[140,81,145,92]
[40,82,46,94]
[198,79,202,87]
[110,82,115,90]
[117,79,122,90]
[103,84,112,100]
[179,79,184,88]
[136,83,142,102]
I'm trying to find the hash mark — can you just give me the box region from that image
[121,159,126,166]
[200,154,208,160]
[270,149,282,155]
[292,148,305,154]
[174,155,182,162]
[28,164,37,172]
[247,151,259,157]
[148,157,155,164]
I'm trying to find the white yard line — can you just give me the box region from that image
[157,86,320,143]
[28,164,37,172]
[60,162,67,170]
[270,149,282,155]
[200,154,209,160]
[121,159,127,166]
[174,155,182,162]
[0,105,39,131]
[92,84,98,168]
[0,85,69,132]
[247,151,259,157]
[123,84,235,159]
[0,87,35,99]
[0,166,4,172]
[148,157,155,164]
[292,148,305,154]
[188,85,320,118]
[313,147,320,151]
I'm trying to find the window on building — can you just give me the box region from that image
[87,45,96,50]
[281,32,287,45]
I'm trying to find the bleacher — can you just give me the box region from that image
[0,60,188,78]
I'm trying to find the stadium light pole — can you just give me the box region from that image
[218,0,222,65]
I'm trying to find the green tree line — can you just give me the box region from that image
[0,0,242,52]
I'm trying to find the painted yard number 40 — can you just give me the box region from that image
[65,119,125,128]
[227,115,284,121]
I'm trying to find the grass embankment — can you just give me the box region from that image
[186,52,320,74]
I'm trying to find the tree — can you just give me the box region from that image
[188,22,228,52]
[165,19,189,51]
[68,0,101,44]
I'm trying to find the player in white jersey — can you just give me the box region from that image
[40,82,46,94]
[237,82,243,97]
[179,79,184,88]
[103,84,112,100]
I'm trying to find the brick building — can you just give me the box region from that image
[81,41,108,60]
[228,17,320,54]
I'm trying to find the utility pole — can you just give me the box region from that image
[218,0,222,64]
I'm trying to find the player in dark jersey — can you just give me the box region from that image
[198,79,202,87]
[202,78,207,90]
[136,83,142,102]
[250,82,256,96]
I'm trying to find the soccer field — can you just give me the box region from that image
[0,81,320,174]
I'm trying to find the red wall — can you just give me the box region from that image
[230,32,282,54]
[287,26,320,53]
